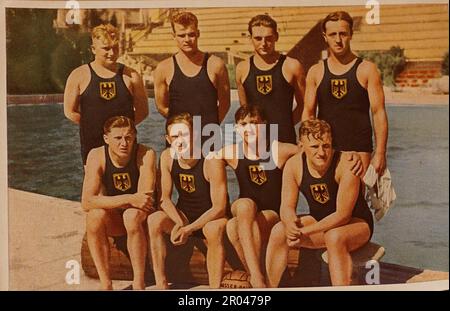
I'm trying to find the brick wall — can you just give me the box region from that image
[395,61,443,88]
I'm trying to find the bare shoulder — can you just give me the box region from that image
[207,54,226,70]
[278,141,300,156]
[284,56,303,71]
[122,64,142,81]
[137,144,156,162]
[68,64,89,83]
[307,61,323,78]
[284,152,302,183]
[155,57,173,73]
[359,59,379,74]
[286,152,302,167]
[236,58,250,77]
[86,146,105,170]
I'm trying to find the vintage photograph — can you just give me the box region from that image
[2,0,449,290]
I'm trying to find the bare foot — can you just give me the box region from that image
[154,282,170,290]
[132,281,145,290]
[250,275,266,288]
[100,282,113,290]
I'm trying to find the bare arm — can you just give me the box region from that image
[213,58,231,123]
[185,158,227,233]
[153,61,170,118]
[63,68,82,124]
[81,148,152,212]
[159,150,185,225]
[277,141,301,169]
[285,58,306,126]
[367,63,388,174]
[300,157,360,236]
[130,70,149,124]
[301,64,320,121]
[137,146,157,208]
[235,60,248,107]
[280,155,302,240]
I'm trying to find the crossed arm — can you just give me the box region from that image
[280,153,361,242]
[81,146,156,212]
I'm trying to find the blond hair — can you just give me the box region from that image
[165,112,193,134]
[299,119,332,141]
[91,24,119,45]
[170,11,198,32]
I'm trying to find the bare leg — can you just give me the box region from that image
[123,208,149,290]
[226,217,248,271]
[257,210,279,266]
[324,218,371,286]
[266,216,324,288]
[86,209,124,290]
[202,218,227,288]
[233,198,266,288]
[147,211,175,289]
[265,222,290,288]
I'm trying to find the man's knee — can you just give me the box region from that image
[123,208,147,234]
[86,209,108,233]
[234,198,257,220]
[147,211,167,235]
[226,218,238,243]
[203,219,227,244]
[269,221,287,244]
[324,228,346,250]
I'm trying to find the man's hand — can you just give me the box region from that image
[170,225,192,246]
[287,226,305,248]
[129,192,154,213]
[371,152,386,175]
[347,152,363,177]
[285,219,302,241]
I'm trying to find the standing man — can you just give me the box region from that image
[153,11,230,151]
[302,11,388,175]
[237,14,305,144]
[64,24,149,165]
[266,119,373,287]
[82,116,156,290]
[147,112,228,289]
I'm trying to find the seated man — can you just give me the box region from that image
[217,105,300,288]
[266,119,373,287]
[81,116,156,290]
[147,112,228,289]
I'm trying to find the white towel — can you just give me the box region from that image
[363,165,397,221]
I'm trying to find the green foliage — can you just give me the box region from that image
[50,30,92,92]
[6,8,93,94]
[359,46,406,87]
[442,51,449,76]
[7,9,59,94]
[226,63,237,89]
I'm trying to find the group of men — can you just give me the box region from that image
[64,10,388,290]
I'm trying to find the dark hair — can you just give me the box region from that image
[321,11,354,35]
[299,119,332,141]
[171,11,198,32]
[234,105,267,124]
[103,116,136,134]
[165,112,193,134]
[248,14,278,35]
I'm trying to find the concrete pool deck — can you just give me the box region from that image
[7,188,449,291]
